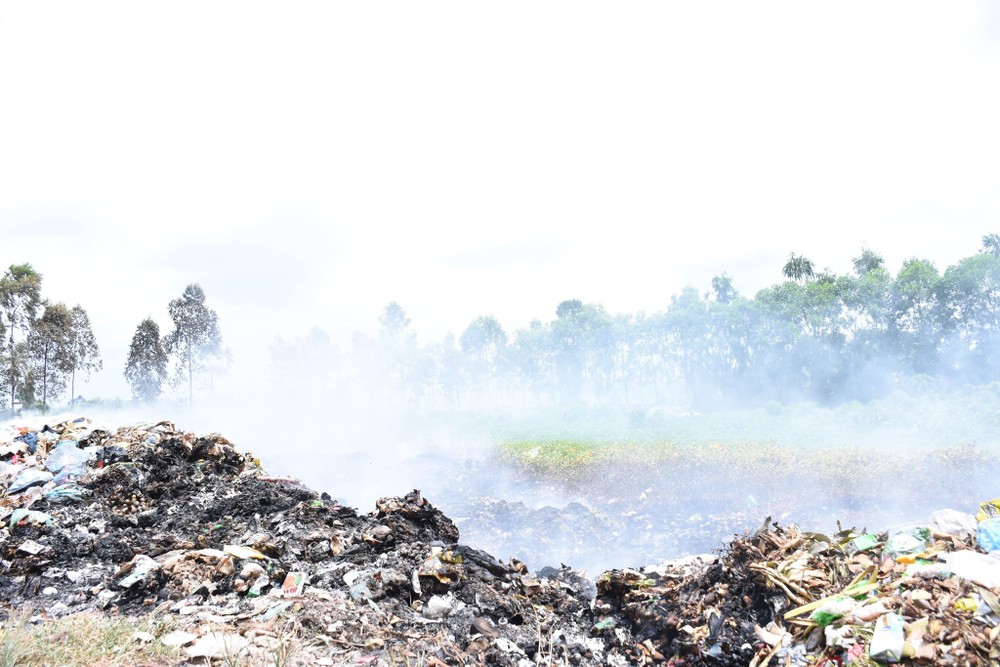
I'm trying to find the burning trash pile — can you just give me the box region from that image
[1,418,999,666]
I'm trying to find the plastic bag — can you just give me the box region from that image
[13,432,39,454]
[885,526,929,557]
[928,509,977,538]
[8,468,53,493]
[45,484,87,503]
[944,550,1000,589]
[45,441,89,473]
[53,463,86,484]
[977,517,1000,552]
[810,596,858,626]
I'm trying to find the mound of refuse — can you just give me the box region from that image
[1,418,998,665]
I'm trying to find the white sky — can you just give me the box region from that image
[2,2,1000,400]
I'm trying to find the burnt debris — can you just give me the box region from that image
[2,418,998,665]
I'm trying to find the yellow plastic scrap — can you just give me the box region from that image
[976,499,1000,523]
[223,545,266,560]
[953,597,979,613]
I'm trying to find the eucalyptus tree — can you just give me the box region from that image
[163,284,223,404]
[66,305,101,405]
[28,303,73,407]
[377,301,416,404]
[551,299,614,402]
[436,332,467,408]
[460,315,508,407]
[0,264,42,411]
[663,287,713,406]
[125,317,169,401]
[891,258,942,374]
[510,320,554,405]
[269,328,339,404]
[541,304,586,402]
[939,252,1000,380]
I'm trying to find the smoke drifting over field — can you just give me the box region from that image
[12,245,1000,575]
[50,363,1000,577]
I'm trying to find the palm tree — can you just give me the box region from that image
[852,247,885,276]
[982,233,1000,257]
[782,253,815,283]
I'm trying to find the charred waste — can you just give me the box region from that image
[1,417,999,665]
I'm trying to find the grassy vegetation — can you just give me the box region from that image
[493,433,1000,515]
[472,384,1000,453]
[0,609,182,667]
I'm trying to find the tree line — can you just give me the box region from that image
[10,234,1000,414]
[124,284,225,403]
[0,264,102,413]
[271,235,1000,411]
[0,267,226,413]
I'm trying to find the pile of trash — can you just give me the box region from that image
[1,417,999,665]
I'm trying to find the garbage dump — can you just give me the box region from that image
[1,417,998,665]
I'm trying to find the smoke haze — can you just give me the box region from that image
[4,3,1000,575]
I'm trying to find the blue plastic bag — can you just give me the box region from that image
[8,468,53,493]
[13,432,38,454]
[53,463,86,484]
[978,518,1000,552]
[45,441,88,472]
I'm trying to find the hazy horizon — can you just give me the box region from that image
[3,2,1000,401]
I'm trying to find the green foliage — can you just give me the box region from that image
[163,283,224,403]
[27,302,73,406]
[125,317,168,401]
[66,305,102,404]
[851,246,885,276]
[782,253,815,283]
[0,263,42,410]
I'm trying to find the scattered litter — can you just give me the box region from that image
[1,416,998,666]
[8,468,53,493]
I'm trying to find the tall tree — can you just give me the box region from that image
[0,264,42,411]
[28,303,73,408]
[379,301,412,343]
[163,284,222,403]
[510,320,554,405]
[66,305,102,405]
[460,315,508,406]
[269,328,340,403]
[125,318,169,401]
[982,233,1000,257]
[939,253,1000,380]
[852,247,885,276]
[711,273,738,304]
[551,299,613,401]
[377,301,416,403]
[460,316,507,364]
[891,258,942,374]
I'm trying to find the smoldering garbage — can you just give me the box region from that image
[0,418,998,666]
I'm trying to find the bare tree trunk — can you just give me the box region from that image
[41,344,48,407]
[9,332,16,412]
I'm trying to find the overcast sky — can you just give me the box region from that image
[2,2,1000,400]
